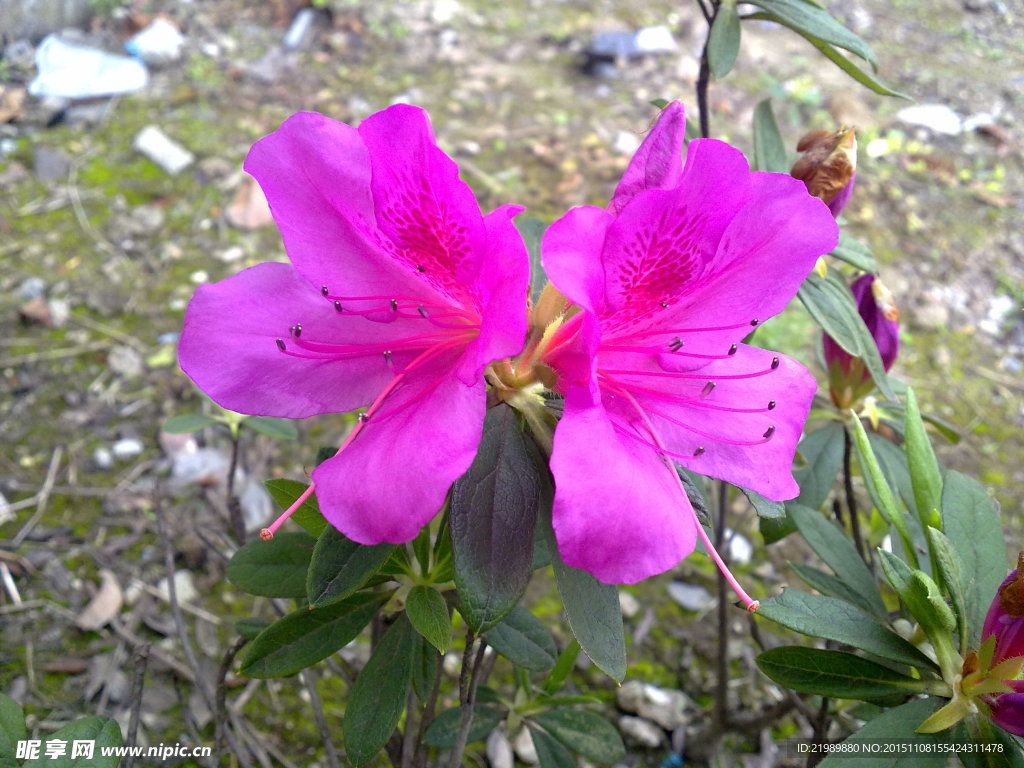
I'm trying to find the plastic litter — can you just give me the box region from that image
[28,35,148,99]
[125,18,185,66]
[133,126,194,175]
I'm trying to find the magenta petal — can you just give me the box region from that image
[179,262,395,418]
[609,101,685,214]
[541,205,614,315]
[313,370,486,544]
[990,693,1024,737]
[550,384,697,584]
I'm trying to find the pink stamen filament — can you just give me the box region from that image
[603,377,774,414]
[603,319,757,345]
[601,344,736,360]
[289,332,454,357]
[612,423,704,461]
[600,364,776,381]
[613,387,760,612]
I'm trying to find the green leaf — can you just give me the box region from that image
[830,233,878,272]
[755,646,926,699]
[747,0,877,64]
[541,640,581,695]
[264,479,328,537]
[235,617,272,640]
[516,217,548,303]
[791,562,882,616]
[451,403,542,632]
[227,531,315,598]
[878,551,956,636]
[954,718,1024,768]
[423,704,505,748]
[21,717,122,768]
[818,698,949,767]
[787,503,886,618]
[0,694,25,760]
[802,33,911,99]
[926,527,970,652]
[544,516,626,682]
[904,388,944,531]
[708,0,741,79]
[344,614,415,766]
[866,431,918,518]
[239,592,387,678]
[942,471,1006,646]
[162,413,216,433]
[757,588,936,669]
[799,271,894,400]
[530,726,577,768]
[484,606,557,672]
[741,486,785,519]
[752,98,788,173]
[307,526,394,606]
[406,586,451,653]
[410,631,440,702]
[243,415,298,440]
[794,422,846,512]
[532,709,626,764]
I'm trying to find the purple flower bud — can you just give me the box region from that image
[823,274,900,407]
[976,553,1024,736]
[791,128,857,218]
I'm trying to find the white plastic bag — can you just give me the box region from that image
[29,35,148,99]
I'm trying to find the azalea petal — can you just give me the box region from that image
[244,112,423,300]
[609,101,685,214]
[550,384,697,584]
[603,345,817,501]
[991,692,1024,737]
[541,205,614,315]
[312,369,485,543]
[179,262,411,418]
[358,104,487,302]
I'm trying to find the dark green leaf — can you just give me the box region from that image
[235,617,271,640]
[793,422,845,512]
[830,233,877,272]
[0,694,25,760]
[244,416,298,440]
[926,527,969,652]
[541,640,581,695]
[747,0,877,64]
[21,717,122,768]
[344,614,415,766]
[406,585,451,653]
[484,606,557,672]
[760,514,796,545]
[752,99,788,173]
[788,503,886,618]
[878,551,956,636]
[423,704,505,748]
[451,403,541,632]
[791,562,881,616]
[818,698,947,767]
[264,479,328,537]
[741,487,785,519]
[954,718,1024,768]
[162,413,215,433]
[757,588,936,669]
[942,471,1005,646]
[516,217,548,303]
[904,388,943,530]
[532,709,626,764]
[226,532,316,598]
[799,271,894,401]
[801,34,911,99]
[240,592,386,678]
[543,516,626,682]
[410,631,440,702]
[412,526,432,575]
[866,431,917,518]
[679,468,711,526]
[307,526,394,606]
[530,726,577,768]
[755,646,925,699]
[708,0,741,79]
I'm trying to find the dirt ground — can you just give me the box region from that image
[1,0,1022,765]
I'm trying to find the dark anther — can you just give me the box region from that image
[417,305,428,318]
[659,301,669,308]
[321,285,329,296]
[383,350,392,363]
[668,337,684,352]
[275,338,286,351]
[694,446,706,457]
[390,298,399,311]
[416,264,426,272]
[750,318,760,326]
[292,323,302,337]
[358,413,370,423]
[768,400,777,410]
[763,426,776,439]
[728,344,738,355]
[334,301,343,312]
[771,356,780,370]
[701,381,716,396]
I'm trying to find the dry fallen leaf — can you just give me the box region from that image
[76,569,124,631]
[225,175,273,229]
[0,86,26,123]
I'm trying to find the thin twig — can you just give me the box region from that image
[215,637,249,764]
[713,479,730,731]
[448,631,485,768]
[12,446,63,547]
[414,656,442,768]
[400,684,418,768]
[226,431,246,543]
[0,340,111,368]
[842,428,867,564]
[123,643,150,768]
[301,669,341,768]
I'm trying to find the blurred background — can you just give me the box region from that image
[0,0,1021,764]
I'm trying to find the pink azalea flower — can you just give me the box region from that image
[537,102,838,593]
[179,105,529,543]
[976,553,1024,736]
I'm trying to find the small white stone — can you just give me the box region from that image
[895,104,963,136]
[666,580,712,612]
[512,727,538,765]
[93,446,113,469]
[618,590,641,619]
[618,715,663,748]
[613,130,641,156]
[112,438,144,460]
[486,729,514,768]
[134,126,195,175]
[156,570,198,604]
[725,531,753,565]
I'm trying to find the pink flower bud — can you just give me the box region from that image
[975,553,1024,736]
